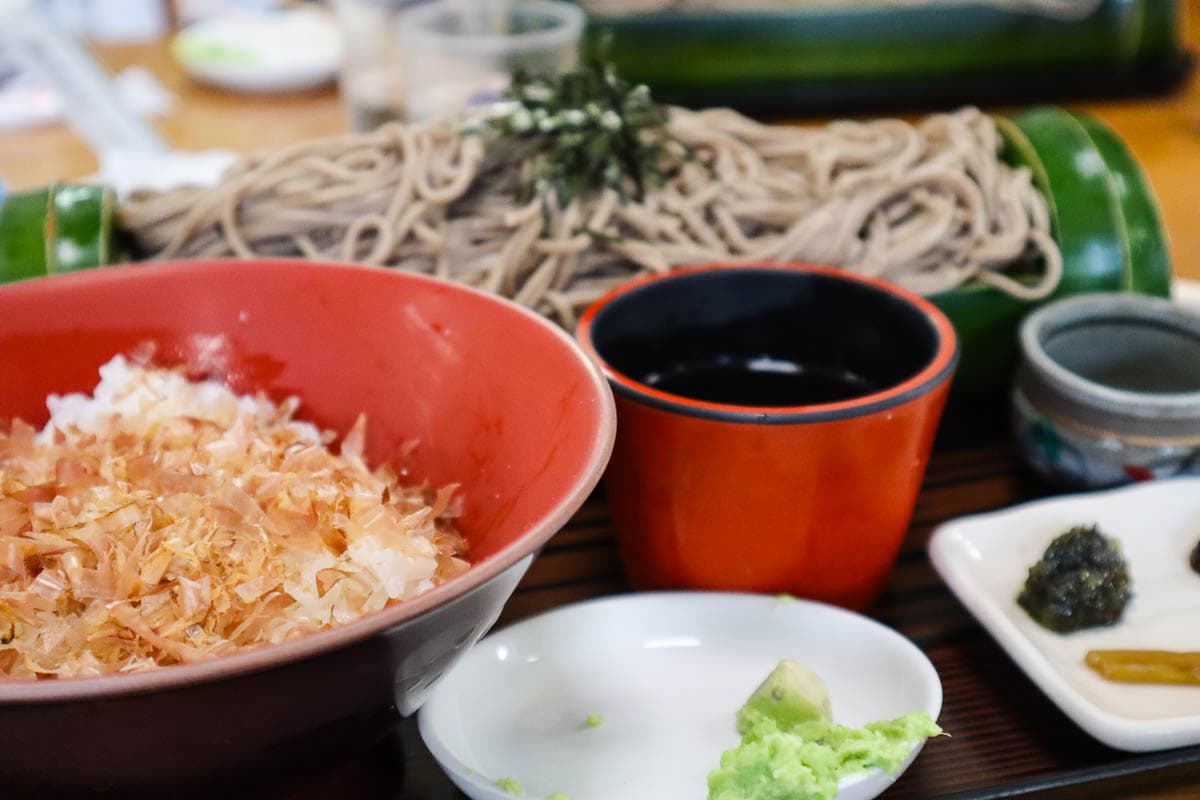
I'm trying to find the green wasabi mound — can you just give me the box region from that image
[708,661,942,800]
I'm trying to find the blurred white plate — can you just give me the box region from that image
[171,9,341,94]
[418,592,942,800]
[1175,278,1200,311]
[930,478,1200,752]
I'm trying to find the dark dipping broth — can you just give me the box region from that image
[589,268,939,410]
[644,356,877,406]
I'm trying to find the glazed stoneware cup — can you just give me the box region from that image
[1014,293,1200,488]
[577,263,958,610]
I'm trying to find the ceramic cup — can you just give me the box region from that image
[1015,293,1200,489]
[577,264,958,610]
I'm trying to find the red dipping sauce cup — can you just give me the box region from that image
[577,263,958,610]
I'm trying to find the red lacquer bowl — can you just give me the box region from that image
[577,263,957,611]
[0,259,615,791]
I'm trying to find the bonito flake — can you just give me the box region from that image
[0,356,468,679]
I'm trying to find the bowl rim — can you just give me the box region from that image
[397,0,585,55]
[1020,292,1200,417]
[575,262,959,424]
[0,258,617,703]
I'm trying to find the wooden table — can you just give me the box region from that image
[5,10,1200,800]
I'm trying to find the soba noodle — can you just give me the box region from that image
[119,106,1061,328]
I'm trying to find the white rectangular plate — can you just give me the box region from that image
[929,477,1200,752]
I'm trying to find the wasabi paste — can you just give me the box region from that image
[707,660,942,800]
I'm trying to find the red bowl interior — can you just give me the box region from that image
[0,259,615,696]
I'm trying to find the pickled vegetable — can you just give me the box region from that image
[1086,650,1200,686]
[1016,525,1131,633]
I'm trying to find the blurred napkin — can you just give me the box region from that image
[0,61,174,133]
[97,146,236,197]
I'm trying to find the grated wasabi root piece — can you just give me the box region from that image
[739,659,831,733]
[585,713,605,728]
[708,660,943,800]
